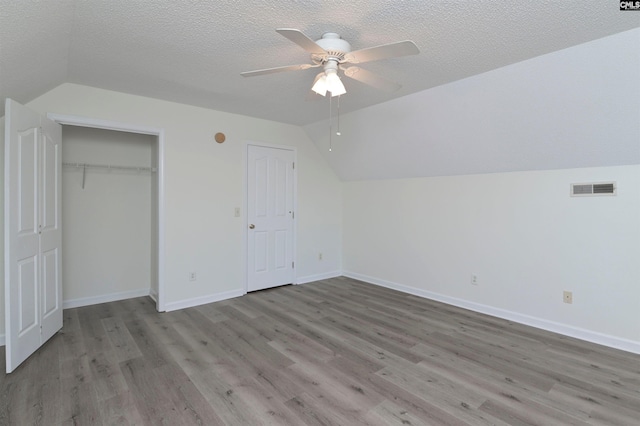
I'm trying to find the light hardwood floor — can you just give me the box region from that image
[1,277,639,425]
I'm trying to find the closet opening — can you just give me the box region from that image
[49,114,165,312]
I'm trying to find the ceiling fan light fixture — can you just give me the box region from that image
[312,75,328,96]
[325,70,346,96]
[242,28,420,101]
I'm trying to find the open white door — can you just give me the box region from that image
[247,144,295,292]
[5,99,63,373]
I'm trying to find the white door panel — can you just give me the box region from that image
[17,257,38,335]
[247,145,295,292]
[41,127,59,231]
[42,249,58,315]
[38,116,62,342]
[40,246,61,341]
[5,99,63,373]
[17,128,38,236]
[254,231,268,273]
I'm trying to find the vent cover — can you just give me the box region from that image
[571,182,616,197]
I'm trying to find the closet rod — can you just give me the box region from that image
[62,162,156,172]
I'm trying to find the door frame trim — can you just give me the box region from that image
[47,113,167,312]
[243,141,297,293]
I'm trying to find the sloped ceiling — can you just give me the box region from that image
[1,1,638,126]
[304,28,640,180]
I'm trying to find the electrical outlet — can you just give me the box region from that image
[318,252,323,261]
[189,272,197,282]
[563,291,572,304]
[471,274,478,285]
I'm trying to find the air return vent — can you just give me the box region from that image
[571,182,616,197]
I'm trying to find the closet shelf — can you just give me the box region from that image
[63,162,156,189]
[62,162,156,172]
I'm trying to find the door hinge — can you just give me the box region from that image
[292,261,294,269]
[292,211,295,219]
[292,162,295,170]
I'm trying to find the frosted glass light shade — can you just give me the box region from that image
[326,71,346,96]
[311,75,328,96]
[311,69,346,97]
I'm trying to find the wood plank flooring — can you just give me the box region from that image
[1,277,639,425]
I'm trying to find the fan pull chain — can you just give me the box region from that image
[336,95,341,136]
[329,94,333,152]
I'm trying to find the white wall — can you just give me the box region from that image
[344,165,640,352]
[0,117,5,345]
[61,126,153,306]
[307,27,639,354]
[0,83,342,336]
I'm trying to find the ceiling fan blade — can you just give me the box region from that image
[241,63,318,77]
[276,28,326,55]
[344,40,419,64]
[342,66,401,92]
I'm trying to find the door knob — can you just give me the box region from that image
[249,224,255,229]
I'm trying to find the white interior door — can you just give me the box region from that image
[5,99,63,373]
[247,145,295,292]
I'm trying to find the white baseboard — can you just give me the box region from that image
[149,289,158,303]
[297,270,342,285]
[164,288,245,312]
[63,288,151,309]
[344,271,640,355]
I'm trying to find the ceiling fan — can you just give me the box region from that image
[241,29,420,97]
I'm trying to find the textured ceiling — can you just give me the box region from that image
[1,1,639,125]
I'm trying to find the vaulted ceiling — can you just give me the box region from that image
[1,1,639,126]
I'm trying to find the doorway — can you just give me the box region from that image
[61,126,156,309]
[48,113,165,311]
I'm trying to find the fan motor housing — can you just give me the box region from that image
[315,32,351,62]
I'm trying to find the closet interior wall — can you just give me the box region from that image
[62,126,154,306]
